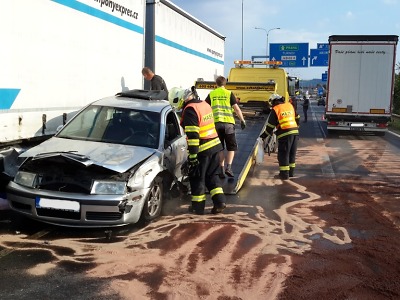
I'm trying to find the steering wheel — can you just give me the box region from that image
[124,131,156,145]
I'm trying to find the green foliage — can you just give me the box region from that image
[389,117,400,132]
[393,63,400,114]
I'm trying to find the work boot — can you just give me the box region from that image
[211,202,226,214]
[225,165,234,178]
[274,172,289,180]
[289,168,295,177]
[189,201,205,215]
[188,206,204,215]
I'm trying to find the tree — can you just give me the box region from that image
[393,62,400,114]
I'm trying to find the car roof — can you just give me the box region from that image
[91,90,171,113]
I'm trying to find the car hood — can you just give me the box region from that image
[19,137,156,173]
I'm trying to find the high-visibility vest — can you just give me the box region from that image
[182,101,220,153]
[209,87,235,124]
[273,102,299,138]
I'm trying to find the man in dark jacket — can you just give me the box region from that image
[302,95,310,122]
[142,67,168,99]
[180,87,226,215]
[260,94,300,180]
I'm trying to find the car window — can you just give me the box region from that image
[165,111,180,142]
[57,105,160,148]
[57,105,106,139]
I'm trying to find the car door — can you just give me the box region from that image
[162,110,187,179]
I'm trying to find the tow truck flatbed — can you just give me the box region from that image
[221,113,267,194]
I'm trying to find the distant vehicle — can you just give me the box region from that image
[6,90,188,227]
[325,35,398,135]
[317,97,326,106]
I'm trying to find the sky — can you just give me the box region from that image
[170,0,400,80]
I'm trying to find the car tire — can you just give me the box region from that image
[142,177,163,222]
[271,140,277,153]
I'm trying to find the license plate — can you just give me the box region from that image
[36,197,80,212]
[350,127,365,131]
[350,123,365,131]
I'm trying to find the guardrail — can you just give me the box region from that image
[392,113,400,121]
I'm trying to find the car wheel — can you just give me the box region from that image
[263,136,271,155]
[271,140,277,153]
[142,177,163,221]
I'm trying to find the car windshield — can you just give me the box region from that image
[57,105,160,148]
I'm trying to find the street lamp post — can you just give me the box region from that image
[254,27,267,59]
[266,27,280,61]
[255,27,281,61]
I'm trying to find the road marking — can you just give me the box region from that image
[321,153,335,177]
[388,130,400,138]
[310,106,334,177]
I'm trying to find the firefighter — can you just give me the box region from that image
[179,86,226,214]
[260,94,300,180]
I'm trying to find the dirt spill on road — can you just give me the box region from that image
[3,129,400,299]
[0,174,352,299]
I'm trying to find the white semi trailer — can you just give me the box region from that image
[145,0,225,90]
[325,35,398,135]
[0,0,146,143]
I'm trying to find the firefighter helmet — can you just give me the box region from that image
[182,88,194,101]
[268,93,284,106]
[269,93,281,101]
[168,87,185,110]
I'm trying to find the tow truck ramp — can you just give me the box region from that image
[221,113,268,194]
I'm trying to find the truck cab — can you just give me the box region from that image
[227,60,290,112]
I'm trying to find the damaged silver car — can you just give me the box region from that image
[6,90,188,227]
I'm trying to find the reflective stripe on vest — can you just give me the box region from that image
[185,101,219,153]
[209,87,235,124]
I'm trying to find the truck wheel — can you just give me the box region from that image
[141,177,163,222]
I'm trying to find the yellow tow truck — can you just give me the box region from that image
[195,60,296,113]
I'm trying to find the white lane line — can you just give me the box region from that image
[310,106,335,177]
[388,130,400,138]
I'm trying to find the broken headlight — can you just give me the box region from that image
[14,171,38,188]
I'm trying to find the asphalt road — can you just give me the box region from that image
[1,99,400,299]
